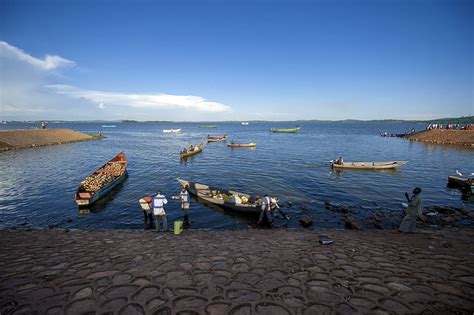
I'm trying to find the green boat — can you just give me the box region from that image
[198,125,217,128]
[270,127,301,133]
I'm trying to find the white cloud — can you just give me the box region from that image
[0,41,75,71]
[47,84,231,113]
[0,41,232,120]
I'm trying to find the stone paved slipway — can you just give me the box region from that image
[0,228,473,314]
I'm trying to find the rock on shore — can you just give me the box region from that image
[406,129,474,146]
[0,129,100,151]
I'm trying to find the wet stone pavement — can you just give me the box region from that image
[0,228,473,314]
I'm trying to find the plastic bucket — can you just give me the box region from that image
[174,220,183,235]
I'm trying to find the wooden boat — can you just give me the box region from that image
[330,160,408,170]
[448,175,474,193]
[227,142,256,148]
[177,178,277,215]
[270,127,301,133]
[180,142,205,159]
[163,128,181,133]
[75,152,128,207]
[207,135,227,142]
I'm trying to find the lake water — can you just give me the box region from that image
[0,122,472,230]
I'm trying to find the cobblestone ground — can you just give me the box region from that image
[1,228,473,314]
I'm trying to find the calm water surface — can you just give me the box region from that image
[0,122,472,230]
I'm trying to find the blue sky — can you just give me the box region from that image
[1,0,472,121]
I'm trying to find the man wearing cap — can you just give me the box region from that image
[399,187,426,233]
[153,191,168,232]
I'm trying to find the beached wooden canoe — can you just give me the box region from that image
[207,135,227,142]
[270,127,301,133]
[75,152,128,207]
[448,175,474,193]
[227,143,256,148]
[180,143,205,159]
[330,160,408,170]
[177,178,277,215]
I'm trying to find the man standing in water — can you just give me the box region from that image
[153,191,168,232]
[174,187,191,226]
[258,194,273,227]
[399,187,425,233]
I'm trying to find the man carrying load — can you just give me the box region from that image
[138,196,154,229]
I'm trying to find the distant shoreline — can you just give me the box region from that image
[0,129,104,151]
[2,115,473,125]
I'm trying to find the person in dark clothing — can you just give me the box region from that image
[139,196,154,229]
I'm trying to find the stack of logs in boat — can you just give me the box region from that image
[81,163,123,192]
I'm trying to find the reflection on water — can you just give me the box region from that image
[0,121,472,230]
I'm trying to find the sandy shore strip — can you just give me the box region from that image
[1,228,473,314]
[407,129,474,147]
[0,129,102,151]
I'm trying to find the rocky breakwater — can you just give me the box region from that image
[0,129,104,151]
[406,129,474,147]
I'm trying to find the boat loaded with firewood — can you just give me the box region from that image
[75,152,128,206]
[330,160,408,170]
[177,178,278,215]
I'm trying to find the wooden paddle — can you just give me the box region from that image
[274,202,290,220]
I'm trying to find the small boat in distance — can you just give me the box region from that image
[163,128,181,133]
[75,152,128,207]
[207,134,227,142]
[270,127,301,133]
[241,122,249,125]
[180,142,205,159]
[330,160,408,170]
[227,142,256,148]
[102,125,116,128]
[177,178,278,215]
[199,125,217,128]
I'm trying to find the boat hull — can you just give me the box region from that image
[227,143,256,148]
[207,135,227,142]
[448,175,473,193]
[177,179,262,215]
[75,152,128,207]
[180,144,204,159]
[331,160,408,170]
[270,127,301,133]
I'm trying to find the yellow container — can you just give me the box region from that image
[174,220,183,235]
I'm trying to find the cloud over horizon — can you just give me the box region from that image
[0,41,231,120]
[46,85,231,113]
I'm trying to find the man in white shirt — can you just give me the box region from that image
[153,191,168,232]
